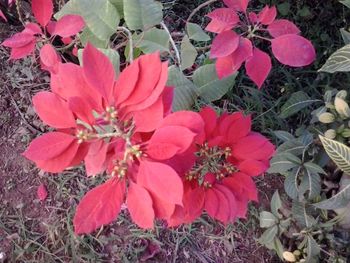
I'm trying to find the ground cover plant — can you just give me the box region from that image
[1,0,350,262]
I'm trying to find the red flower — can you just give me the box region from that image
[167,107,275,226]
[24,44,204,234]
[206,0,316,88]
[1,0,84,59]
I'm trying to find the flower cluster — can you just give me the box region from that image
[1,0,84,59]
[24,44,275,234]
[206,0,316,88]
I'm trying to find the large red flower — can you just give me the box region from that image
[206,0,316,88]
[167,107,275,226]
[24,44,204,234]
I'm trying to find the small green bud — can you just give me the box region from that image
[335,97,350,118]
[324,129,337,139]
[336,90,347,99]
[318,112,335,123]
[293,250,301,256]
[283,251,296,262]
[342,128,350,138]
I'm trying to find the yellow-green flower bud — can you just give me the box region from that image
[342,128,350,138]
[335,97,350,118]
[293,250,301,256]
[283,251,296,262]
[318,112,335,123]
[325,129,336,139]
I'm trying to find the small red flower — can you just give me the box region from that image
[167,107,275,226]
[206,0,316,88]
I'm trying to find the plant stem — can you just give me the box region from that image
[160,21,181,66]
[117,26,133,62]
[187,0,218,23]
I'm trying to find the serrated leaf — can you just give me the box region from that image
[319,136,350,174]
[279,91,319,118]
[268,153,301,174]
[300,169,321,200]
[167,66,198,111]
[306,236,320,262]
[284,169,299,199]
[123,0,163,30]
[180,35,198,70]
[319,44,350,73]
[186,22,210,42]
[56,0,120,41]
[340,28,350,44]
[292,201,316,228]
[136,28,170,54]
[260,211,277,228]
[277,139,306,156]
[193,64,236,102]
[271,190,282,218]
[273,130,295,142]
[303,162,326,175]
[80,27,108,48]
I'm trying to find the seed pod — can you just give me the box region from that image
[336,90,347,99]
[318,112,335,123]
[335,97,350,118]
[283,251,296,262]
[293,250,301,256]
[324,129,336,139]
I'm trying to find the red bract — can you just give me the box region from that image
[167,107,275,226]
[206,0,316,88]
[37,183,48,201]
[24,44,204,234]
[1,0,85,59]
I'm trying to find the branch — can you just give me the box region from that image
[187,0,218,23]
[117,26,134,62]
[160,21,181,66]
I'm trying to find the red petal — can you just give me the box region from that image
[149,192,175,220]
[232,134,275,161]
[9,41,36,59]
[137,161,183,205]
[225,112,251,143]
[271,34,316,67]
[245,48,271,88]
[206,8,240,33]
[210,31,240,58]
[127,182,155,229]
[74,179,125,234]
[216,37,253,79]
[257,5,276,25]
[199,107,218,138]
[84,141,109,176]
[31,0,53,27]
[40,44,60,73]
[223,0,249,12]
[183,187,205,222]
[37,183,48,201]
[2,33,35,48]
[147,126,196,160]
[215,184,237,221]
[120,53,162,107]
[204,188,219,218]
[33,91,76,128]
[68,96,95,125]
[83,43,115,103]
[267,19,301,38]
[23,132,76,161]
[35,141,80,173]
[23,23,43,35]
[238,159,269,176]
[52,15,85,38]
[212,187,231,223]
[160,111,204,135]
[224,172,258,201]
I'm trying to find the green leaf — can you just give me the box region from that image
[319,44,350,73]
[186,22,210,42]
[277,139,306,156]
[268,153,301,174]
[319,136,350,174]
[300,170,321,200]
[303,162,326,175]
[273,130,295,142]
[292,201,316,228]
[109,0,124,17]
[277,2,290,16]
[56,0,120,41]
[306,236,320,262]
[340,28,350,44]
[270,191,282,218]
[123,0,163,30]
[80,27,108,48]
[340,0,350,8]
[167,66,198,111]
[279,91,319,118]
[136,28,170,54]
[284,170,299,199]
[258,226,278,248]
[180,35,198,70]
[193,64,236,102]
[314,175,350,210]
[260,211,277,228]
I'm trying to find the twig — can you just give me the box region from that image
[15,0,25,26]
[187,0,218,23]
[117,26,133,62]
[160,21,181,66]
[4,84,41,134]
